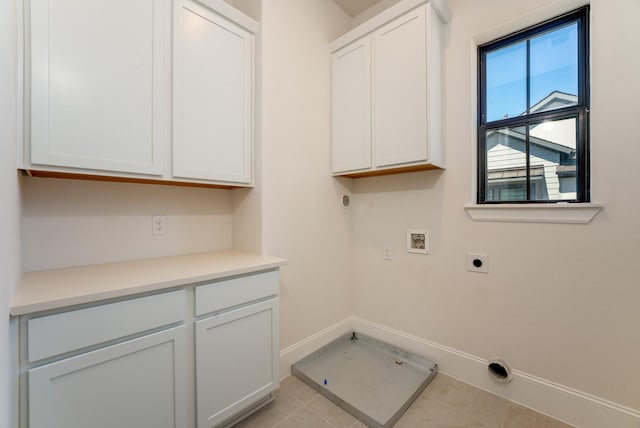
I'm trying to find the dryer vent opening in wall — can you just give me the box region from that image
[488,359,512,384]
[340,194,351,208]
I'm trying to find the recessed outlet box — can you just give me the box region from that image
[152,215,167,236]
[407,230,429,254]
[467,253,489,273]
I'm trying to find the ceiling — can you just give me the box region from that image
[333,0,386,17]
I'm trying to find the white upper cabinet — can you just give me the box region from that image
[330,0,449,177]
[331,38,372,173]
[173,0,255,184]
[22,0,256,188]
[29,0,168,176]
[373,6,428,168]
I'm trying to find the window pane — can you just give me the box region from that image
[529,23,578,113]
[529,117,577,200]
[486,42,526,122]
[500,187,526,200]
[478,8,588,204]
[486,125,527,201]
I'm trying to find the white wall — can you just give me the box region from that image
[9,0,640,421]
[18,0,264,272]
[352,0,640,411]
[22,178,234,271]
[260,0,354,349]
[0,0,22,425]
[225,0,260,20]
[352,0,402,26]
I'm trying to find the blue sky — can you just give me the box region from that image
[486,23,578,122]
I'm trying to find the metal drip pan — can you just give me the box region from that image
[291,332,437,428]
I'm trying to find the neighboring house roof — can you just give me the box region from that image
[487,91,579,155]
[486,127,574,154]
[530,90,578,113]
[488,165,545,180]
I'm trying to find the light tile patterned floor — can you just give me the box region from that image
[234,373,574,428]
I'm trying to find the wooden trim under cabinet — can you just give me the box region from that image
[21,169,244,189]
[336,163,443,178]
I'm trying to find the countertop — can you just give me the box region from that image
[11,251,287,316]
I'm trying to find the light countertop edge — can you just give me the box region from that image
[11,251,288,316]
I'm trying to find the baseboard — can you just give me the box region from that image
[280,315,640,428]
[279,317,354,379]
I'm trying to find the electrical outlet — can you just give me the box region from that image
[152,216,167,235]
[467,253,489,273]
[383,244,392,260]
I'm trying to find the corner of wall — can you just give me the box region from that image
[231,187,263,253]
[231,0,263,254]
[1,0,22,426]
[230,0,261,21]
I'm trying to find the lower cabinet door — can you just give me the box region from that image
[28,326,187,428]
[196,298,279,428]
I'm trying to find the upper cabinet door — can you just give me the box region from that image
[173,0,255,184]
[29,0,167,175]
[373,5,428,168]
[331,38,372,174]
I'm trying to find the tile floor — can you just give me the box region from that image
[234,373,574,428]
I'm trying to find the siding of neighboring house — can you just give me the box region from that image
[486,115,577,200]
[488,140,566,199]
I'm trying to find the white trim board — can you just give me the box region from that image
[330,0,450,53]
[280,315,640,428]
[464,203,603,224]
[279,317,354,379]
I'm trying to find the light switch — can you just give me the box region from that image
[383,244,392,260]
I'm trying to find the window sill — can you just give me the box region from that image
[464,203,603,224]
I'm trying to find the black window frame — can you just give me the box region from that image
[477,6,590,204]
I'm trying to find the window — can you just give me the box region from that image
[478,7,589,204]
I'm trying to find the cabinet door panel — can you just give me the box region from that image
[173,0,253,184]
[331,39,371,173]
[28,326,186,428]
[29,0,166,175]
[373,6,428,167]
[196,299,279,427]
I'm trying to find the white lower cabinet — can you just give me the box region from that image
[196,299,279,428]
[28,326,187,428]
[18,269,280,428]
[194,270,280,428]
[23,290,187,428]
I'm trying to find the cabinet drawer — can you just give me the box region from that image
[195,270,279,316]
[28,290,185,362]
